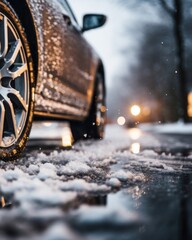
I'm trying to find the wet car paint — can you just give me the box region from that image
[20,0,101,118]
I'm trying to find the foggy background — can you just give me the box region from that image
[69,0,192,123]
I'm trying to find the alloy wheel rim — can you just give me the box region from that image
[0,13,29,148]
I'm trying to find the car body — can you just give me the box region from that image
[0,0,107,160]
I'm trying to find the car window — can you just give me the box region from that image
[57,0,79,27]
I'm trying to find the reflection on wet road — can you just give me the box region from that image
[28,121,74,148]
[0,123,192,240]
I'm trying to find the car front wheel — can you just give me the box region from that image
[0,1,34,160]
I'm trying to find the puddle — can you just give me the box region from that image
[26,121,73,151]
[1,173,192,240]
[126,127,192,157]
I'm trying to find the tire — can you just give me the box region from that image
[71,73,106,141]
[0,1,35,161]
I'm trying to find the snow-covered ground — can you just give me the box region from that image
[140,121,192,134]
[0,123,192,239]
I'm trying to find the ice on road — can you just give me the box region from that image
[0,123,192,240]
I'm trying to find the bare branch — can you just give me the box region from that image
[159,0,175,18]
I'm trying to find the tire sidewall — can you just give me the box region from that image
[0,1,35,160]
[92,73,106,139]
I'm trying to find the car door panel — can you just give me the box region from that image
[27,0,95,117]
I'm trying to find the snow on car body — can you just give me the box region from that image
[0,0,106,160]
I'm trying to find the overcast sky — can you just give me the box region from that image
[69,0,161,85]
[69,0,130,90]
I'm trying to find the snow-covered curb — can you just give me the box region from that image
[139,121,192,134]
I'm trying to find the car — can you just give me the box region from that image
[0,0,107,161]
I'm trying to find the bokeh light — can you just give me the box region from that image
[188,92,192,117]
[130,142,141,154]
[130,105,141,116]
[117,116,126,126]
[128,128,142,140]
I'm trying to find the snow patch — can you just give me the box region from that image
[2,178,47,194]
[60,179,110,193]
[3,168,25,181]
[70,205,140,227]
[140,122,192,134]
[141,150,158,157]
[109,170,135,182]
[41,223,82,240]
[38,163,57,180]
[60,161,91,176]
[15,189,77,207]
[106,178,121,188]
[27,164,39,175]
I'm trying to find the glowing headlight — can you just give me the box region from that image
[130,105,141,116]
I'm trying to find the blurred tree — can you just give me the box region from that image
[109,0,192,122]
[130,23,179,122]
[183,0,192,97]
[159,0,188,122]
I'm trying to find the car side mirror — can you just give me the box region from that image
[82,14,107,32]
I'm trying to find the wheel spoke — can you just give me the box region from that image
[0,16,8,58]
[8,88,27,111]
[5,39,21,66]
[0,101,5,145]
[9,63,27,79]
[1,40,27,79]
[4,99,18,139]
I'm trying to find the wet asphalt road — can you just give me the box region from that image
[1,123,192,240]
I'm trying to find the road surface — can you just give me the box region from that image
[0,123,192,240]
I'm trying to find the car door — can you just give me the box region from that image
[57,0,93,93]
[41,0,94,116]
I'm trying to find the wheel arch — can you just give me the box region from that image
[7,0,38,84]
